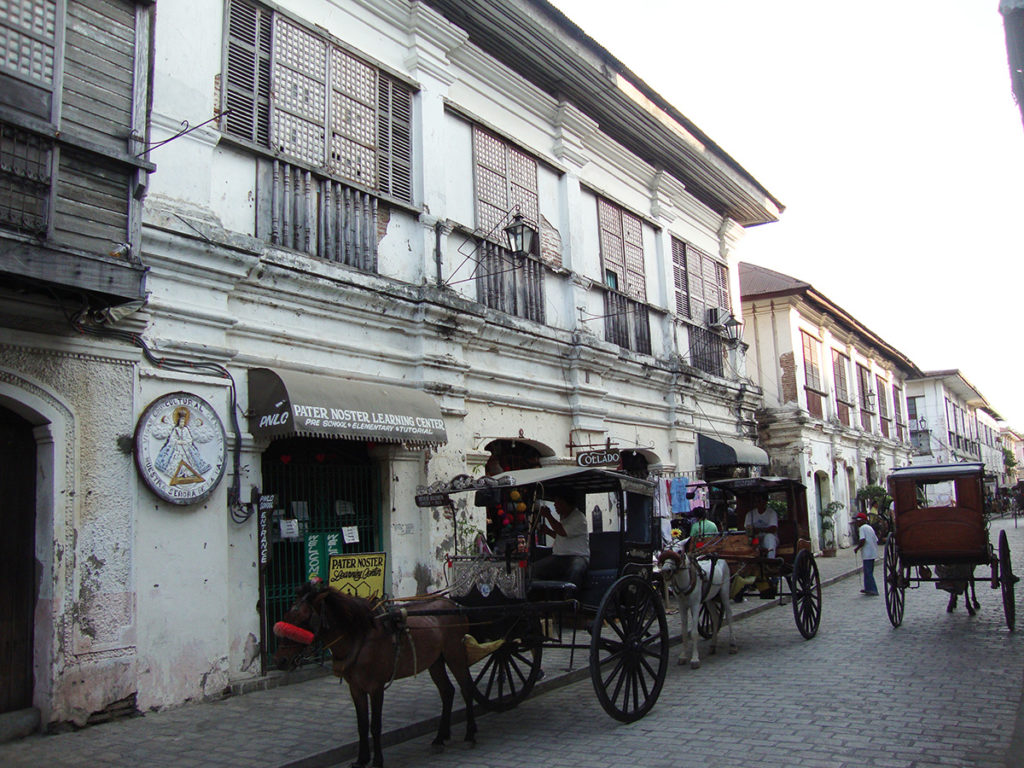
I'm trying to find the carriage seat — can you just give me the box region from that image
[775,519,798,557]
[578,531,622,609]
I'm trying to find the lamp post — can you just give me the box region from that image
[503,212,536,256]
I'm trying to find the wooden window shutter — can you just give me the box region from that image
[687,245,706,324]
[508,144,538,230]
[224,0,271,145]
[715,261,730,310]
[378,74,413,203]
[598,199,645,300]
[621,209,645,301]
[671,237,690,318]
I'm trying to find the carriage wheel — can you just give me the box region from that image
[697,601,723,640]
[470,638,543,712]
[999,530,1017,632]
[790,550,821,639]
[589,575,669,723]
[883,540,905,628]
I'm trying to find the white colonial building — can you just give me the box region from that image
[906,370,1003,490]
[740,263,918,551]
[0,0,780,728]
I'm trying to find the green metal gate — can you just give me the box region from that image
[260,438,381,664]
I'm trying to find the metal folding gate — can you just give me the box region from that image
[259,438,381,665]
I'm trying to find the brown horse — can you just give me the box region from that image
[273,581,477,768]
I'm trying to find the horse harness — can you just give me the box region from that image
[672,549,719,604]
[308,591,417,689]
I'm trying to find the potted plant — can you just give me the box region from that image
[819,500,843,557]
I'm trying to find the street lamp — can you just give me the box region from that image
[724,313,743,343]
[503,212,536,256]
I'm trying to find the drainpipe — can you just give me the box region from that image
[434,220,443,287]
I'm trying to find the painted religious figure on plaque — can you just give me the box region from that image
[134,392,226,505]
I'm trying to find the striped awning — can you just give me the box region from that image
[248,368,447,446]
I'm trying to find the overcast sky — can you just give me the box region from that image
[548,0,1024,431]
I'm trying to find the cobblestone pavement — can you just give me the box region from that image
[1,521,1021,768]
[373,519,1024,768]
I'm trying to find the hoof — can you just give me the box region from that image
[431,743,445,754]
[709,646,717,655]
[689,660,701,670]
[729,645,738,655]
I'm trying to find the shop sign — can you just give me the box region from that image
[329,552,387,598]
[134,392,227,505]
[576,449,621,467]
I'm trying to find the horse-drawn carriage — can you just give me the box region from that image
[882,463,1018,631]
[419,465,670,723]
[682,476,823,641]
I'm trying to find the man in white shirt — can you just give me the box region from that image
[532,494,589,589]
[744,502,779,559]
[853,512,879,596]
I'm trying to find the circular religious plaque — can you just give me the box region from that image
[134,392,227,505]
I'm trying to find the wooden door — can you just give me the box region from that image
[0,407,36,713]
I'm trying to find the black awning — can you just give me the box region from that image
[697,433,769,467]
[248,368,447,446]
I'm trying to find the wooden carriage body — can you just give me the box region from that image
[887,463,990,567]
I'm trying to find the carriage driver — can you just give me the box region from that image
[532,493,590,590]
[745,499,779,560]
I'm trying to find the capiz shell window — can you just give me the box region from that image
[223,0,413,203]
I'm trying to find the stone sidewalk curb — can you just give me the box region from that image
[278,562,863,768]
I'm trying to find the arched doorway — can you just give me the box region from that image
[813,470,830,552]
[0,406,37,714]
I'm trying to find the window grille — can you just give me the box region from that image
[687,323,724,377]
[0,121,51,236]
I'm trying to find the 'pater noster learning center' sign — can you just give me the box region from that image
[329,552,386,599]
[247,368,447,446]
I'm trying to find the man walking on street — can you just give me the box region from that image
[853,511,879,596]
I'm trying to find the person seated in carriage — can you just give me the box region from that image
[688,506,718,539]
[531,493,590,591]
[744,499,780,598]
[744,499,779,559]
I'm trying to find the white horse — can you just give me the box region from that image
[658,546,737,669]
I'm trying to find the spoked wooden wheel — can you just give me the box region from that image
[589,575,669,722]
[790,550,821,639]
[999,530,1017,632]
[883,540,905,628]
[471,638,543,711]
[697,600,723,640]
